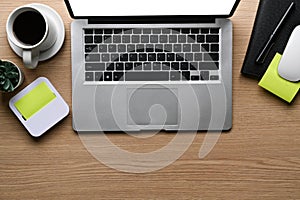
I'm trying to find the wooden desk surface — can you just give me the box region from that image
[1,0,299,199]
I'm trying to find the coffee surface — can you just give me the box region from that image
[13,11,46,46]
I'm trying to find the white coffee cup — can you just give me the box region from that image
[6,4,58,69]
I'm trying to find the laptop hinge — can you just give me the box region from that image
[88,17,216,24]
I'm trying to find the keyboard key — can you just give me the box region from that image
[182,71,190,80]
[125,63,134,70]
[164,44,172,52]
[85,45,98,53]
[190,62,198,70]
[122,35,131,43]
[171,62,180,70]
[194,53,202,61]
[187,35,196,43]
[204,53,219,61]
[148,53,156,61]
[141,35,150,43]
[94,36,102,43]
[206,35,219,43]
[143,29,151,34]
[196,35,205,43]
[162,62,171,70]
[133,29,142,34]
[192,44,201,52]
[125,72,169,81]
[178,35,186,43]
[104,35,112,43]
[176,53,184,61]
[114,29,122,34]
[167,53,175,61]
[132,35,140,43]
[201,44,210,52]
[94,29,103,34]
[153,28,161,34]
[143,63,152,70]
[84,29,93,34]
[174,44,182,52]
[120,54,128,61]
[169,35,177,43]
[201,28,209,34]
[85,36,93,43]
[185,53,193,61]
[162,29,171,34]
[99,45,107,52]
[85,63,106,71]
[157,53,165,61]
[200,71,209,80]
[136,44,145,52]
[139,53,147,61]
[198,62,219,70]
[211,44,219,52]
[108,44,117,52]
[111,53,119,62]
[104,72,112,81]
[153,62,162,70]
[146,44,154,52]
[180,62,189,70]
[101,54,110,62]
[210,75,219,80]
[210,28,219,34]
[183,44,191,52]
[181,28,190,34]
[104,29,113,34]
[172,29,180,34]
[155,44,164,52]
[85,72,94,81]
[191,28,200,34]
[85,54,100,62]
[113,72,124,81]
[150,35,159,43]
[191,75,200,81]
[106,63,114,71]
[116,63,124,70]
[159,35,168,43]
[123,29,132,34]
[129,53,138,61]
[118,44,126,52]
[113,35,121,43]
[134,63,143,70]
[170,72,181,81]
[95,72,104,81]
[127,44,135,52]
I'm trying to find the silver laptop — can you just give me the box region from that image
[65,0,240,132]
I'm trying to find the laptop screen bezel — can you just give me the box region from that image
[64,0,240,22]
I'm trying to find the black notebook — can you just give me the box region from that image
[241,0,300,80]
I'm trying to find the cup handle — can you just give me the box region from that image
[23,49,40,69]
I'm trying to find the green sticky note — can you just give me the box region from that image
[258,53,300,103]
[14,82,56,120]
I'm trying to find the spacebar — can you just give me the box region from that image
[125,72,169,81]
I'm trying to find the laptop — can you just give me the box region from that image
[64,0,240,132]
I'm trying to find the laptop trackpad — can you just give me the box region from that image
[127,88,178,126]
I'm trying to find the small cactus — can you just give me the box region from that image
[0,60,20,92]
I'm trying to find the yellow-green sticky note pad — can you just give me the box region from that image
[258,53,300,103]
[14,82,56,120]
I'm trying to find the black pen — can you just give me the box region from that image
[256,2,294,64]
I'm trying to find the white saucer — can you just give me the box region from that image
[8,3,65,62]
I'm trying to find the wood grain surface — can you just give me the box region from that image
[0,0,300,199]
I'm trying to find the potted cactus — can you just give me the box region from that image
[0,60,23,92]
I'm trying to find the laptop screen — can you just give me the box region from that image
[67,0,238,17]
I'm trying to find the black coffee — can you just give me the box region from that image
[13,11,46,45]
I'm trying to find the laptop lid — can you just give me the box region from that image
[64,0,240,23]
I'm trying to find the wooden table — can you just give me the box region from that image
[1,0,299,199]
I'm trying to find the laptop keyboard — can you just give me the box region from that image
[84,28,220,82]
